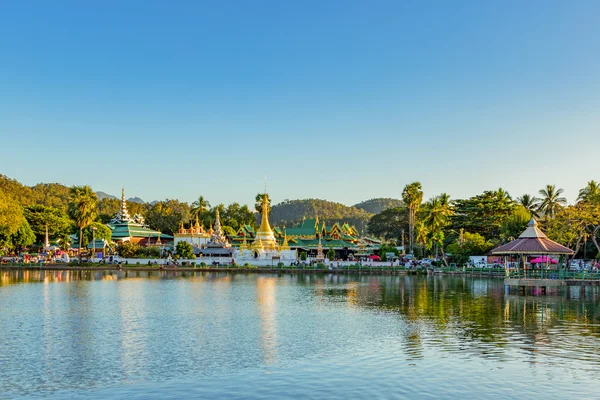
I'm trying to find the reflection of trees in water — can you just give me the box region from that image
[318,274,600,360]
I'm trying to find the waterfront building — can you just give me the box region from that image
[197,208,234,257]
[108,189,173,246]
[173,215,211,248]
[231,215,380,260]
[235,193,297,262]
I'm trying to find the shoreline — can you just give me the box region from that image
[0,264,507,277]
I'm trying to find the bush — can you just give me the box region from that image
[244,263,251,268]
[300,251,307,261]
[316,263,325,269]
[277,262,284,268]
[176,241,194,259]
[117,242,141,258]
[200,262,207,267]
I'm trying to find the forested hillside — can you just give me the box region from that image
[0,175,71,212]
[269,199,372,228]
[353,198,404,214]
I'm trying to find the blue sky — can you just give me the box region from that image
[1,0,599,207]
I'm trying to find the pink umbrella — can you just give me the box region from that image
[530,256,557,264]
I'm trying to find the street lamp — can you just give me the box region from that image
[91,226,97,264]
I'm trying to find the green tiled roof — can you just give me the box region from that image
[87,239,112,249]
[111,222,173,240]
[284,227,316,236]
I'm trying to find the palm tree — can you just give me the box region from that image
[415,220,429,258]
[577,180,600,203]
[191,196,210,218]
[402,182,423,255]
[537,184,567,218]
[422,195,453,257]
[68,186,98,264]
[516,194,540,218]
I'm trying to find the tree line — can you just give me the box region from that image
[367,181,600,264]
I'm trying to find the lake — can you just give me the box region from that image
[1,269,599,399]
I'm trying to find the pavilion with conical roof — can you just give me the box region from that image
[491,218,574,255]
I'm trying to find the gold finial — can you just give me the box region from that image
[281,234,290,251]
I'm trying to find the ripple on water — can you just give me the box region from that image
[1,271,600,398]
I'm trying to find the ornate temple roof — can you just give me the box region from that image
[109,188,173,240]
[206,208,230,248]
[253,193,277,250]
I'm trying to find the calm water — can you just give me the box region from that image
[1,270,600,399]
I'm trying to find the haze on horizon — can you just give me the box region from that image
[1,1,598,207]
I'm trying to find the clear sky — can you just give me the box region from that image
[1,0,599,207]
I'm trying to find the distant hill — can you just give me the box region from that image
[97,191,144,204]
[96,191,117,201]
[270,199,373,230]
[353,198,404,214]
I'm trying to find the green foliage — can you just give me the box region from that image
[117,241,141,258]
[367,207,408,242]
[221,225,236,236]
[402,182,424,254]
[327,247,336,260]
[446,230,494,264]
[300,251,307,261]
[0,189,25,238]
[500,205,531,242]
[23,204,73,243]
[269,198,372,229]
[81,222,112,247]
[68,186,98,229]
[176,241,194,259]
[537,184,567,218]
[451,189,514,240]
[379,243,400,261]
[0,219,36,251]
[353,198,404,214]
[145,199,191,235]
[191,196,211,218]
[68,186,98,264]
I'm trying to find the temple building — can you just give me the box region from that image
[196,209,234,257]
[230,215,380,260]
[235,193,296,262]
[108,189,173,246]
[174,215,211,248]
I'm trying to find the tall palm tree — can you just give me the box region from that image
[577,180,600,203]
[422,195,453,257]
[402,182,423,255]
[516,194,540,218]
[191,196,210,218]
[415,220,429,258]
[537,184,567,218]
[68,186,98,264]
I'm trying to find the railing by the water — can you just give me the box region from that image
[505,268,600,280]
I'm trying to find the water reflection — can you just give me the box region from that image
[256,277,278,365]
[2,269,600,398]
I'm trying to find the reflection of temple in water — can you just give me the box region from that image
[256,277,278,365]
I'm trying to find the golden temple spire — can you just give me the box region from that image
[253,191,277,250]
[258,193,273,234]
